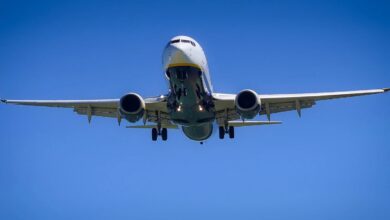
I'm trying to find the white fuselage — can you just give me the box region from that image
[161,36,215,141]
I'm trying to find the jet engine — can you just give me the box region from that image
[235,89,261,119]
[119,93,145,122]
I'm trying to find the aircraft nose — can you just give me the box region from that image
[169,44,188,60]
[166,43,193,65]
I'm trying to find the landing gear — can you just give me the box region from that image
[161,128,167,141]
[219,126,235,140]
[219,126,225,139]
[152,128,158,141]
[228,126,234,139]
[151,127,168,141]
[176,88,188,99]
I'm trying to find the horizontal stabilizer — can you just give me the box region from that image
[126,124,178,129]
[228,120,282,127]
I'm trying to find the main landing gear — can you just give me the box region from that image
[219,126,234,139]
[152,127,168,141]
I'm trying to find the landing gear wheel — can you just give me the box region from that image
[219,126,225,139]
[161,128,168,141]
[152,128,158,141]
[228,126,235,139]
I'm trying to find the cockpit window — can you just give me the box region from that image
[170,39,180,44]
[167,39,196,47]
[181,39,196,47]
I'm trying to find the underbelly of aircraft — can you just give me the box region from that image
[182,123,213,141]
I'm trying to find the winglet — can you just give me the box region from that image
[383,88,390,92]
[0,99,6,104]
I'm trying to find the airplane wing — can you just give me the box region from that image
[213,88,389,122]
[1,96,170,125]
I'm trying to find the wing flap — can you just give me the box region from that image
[260,100,315,115]
[74,107,118,118]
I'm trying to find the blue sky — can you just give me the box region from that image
[0,0,389,219]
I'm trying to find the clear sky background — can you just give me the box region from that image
[0,0,389,219]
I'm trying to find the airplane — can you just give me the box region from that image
[1,35,389,143]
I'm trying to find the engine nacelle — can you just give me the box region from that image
[119,93,145,123]
[235,89,261,119]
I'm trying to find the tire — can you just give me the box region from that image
[219,126,225,139]
[228,126,235,139]
[161,128,168,141]
[152,128,158,141]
